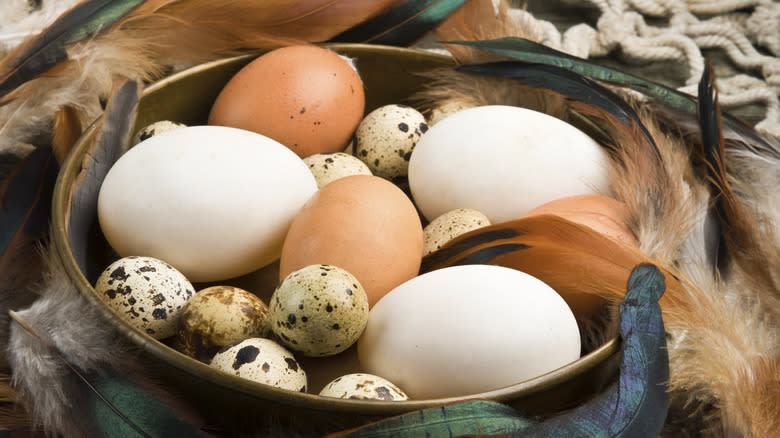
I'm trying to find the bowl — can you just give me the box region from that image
[52,43,620,434]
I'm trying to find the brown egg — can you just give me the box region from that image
[208,45,365,158]
[279,175,423,307]
[522,194,639,248]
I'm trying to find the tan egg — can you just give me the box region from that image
[130,120,187,146]
[319,373,408,401]
[279,175,423,308]
[522,194,638,247]
[209,338,307,392]
[94,256,195,340]
[270,265,369,357]
[177,285,271,362]
[208,45,365,158]
[427,100,476,126]
[423,208,491,256]
[354,104,428,180]
[303,152,372,189]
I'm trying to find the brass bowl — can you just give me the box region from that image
[52,43,620,433]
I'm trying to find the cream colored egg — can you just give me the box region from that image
[354,104,428,180]
[177,285,271,362]
[210,338,307,392]
[303,152,372,188]
[94,256,195,339]
[270,264,369,357]
[319,373,408,401]
[422,208,491,256]
[427,100,475,126]
[358,265,581,399]
[130,120,187,146]
[409,105,611,223]
[97,125,318,282]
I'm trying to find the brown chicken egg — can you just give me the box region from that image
[279,175,423,307]
[522,194,639,248]
[208,45,365,158]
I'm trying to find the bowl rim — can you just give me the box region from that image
[51,42,621,416]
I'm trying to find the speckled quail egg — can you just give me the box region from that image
[354,104,428,180]
[427,99,476,126]
[130,120,186,146]
[177,285,271,362]
[270,264,369,357]
[94,256,195,339]
[303,152,372,188]
[319,373,408,401]
[423,208,492,256]
[209,337,307,392]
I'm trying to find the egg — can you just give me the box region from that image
[94,256,195,339]
[358,265,581,399]
[427,99,475,126]
[270,264,368,357]
[522,194,638,247]
[97,125,317,282]
[408,105,611,223]
[210,338,307,392]
[303,152,372,188]
[422,208,491,256]
[208,45,365,158]
[279,175,423,307]
[354,104,428,180]
[130,120,186,146]
[319,373,408,401]
[177,285,271,362]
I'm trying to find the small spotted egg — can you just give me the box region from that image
[354,104,428,180]
[210,337,307,392]
[427,100,476,126]
[177,285,271,362]
[130,120,187,146]
[94,256,195,339]
[270,264,368,357]
[303,152,372,188]
[423,208,491,256]
[319,373,408,401]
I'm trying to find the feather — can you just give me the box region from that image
[0,372,31,430]
[51,104,82,163]
[0,145,58,369]
[331,265,669,438]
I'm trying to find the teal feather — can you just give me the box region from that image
[331,0,469,46]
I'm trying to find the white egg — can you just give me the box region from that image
[358,265,581,399]
[408,105,611,223]
[94,256,195,339]
[97,125,318,282]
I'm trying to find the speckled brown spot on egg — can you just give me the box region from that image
[284,357,299,371]
[232,345,260,370]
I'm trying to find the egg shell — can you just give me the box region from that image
[210,338,307,392]
[354,104,428,180]
[358,265,581,399]
[319,373,408,401]
[270,264,369,357]
[130,120,187,146]
[522,194,638,247]
[408,105,611,223]
[208,45,365,158]
[177,285,271,362]
[94,256,195,339]
[97,125,318,282]
[422,208,491,256]
[427,100,475,126]
[279,175,423,308]
[303,152,372,189]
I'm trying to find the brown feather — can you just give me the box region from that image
[0,372,31,430]
[51,104,81,164]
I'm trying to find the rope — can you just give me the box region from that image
[503,0,780,138]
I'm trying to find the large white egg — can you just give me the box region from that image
[357,265,581,399]
[98,125,318,282]
[408,105,611,223]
